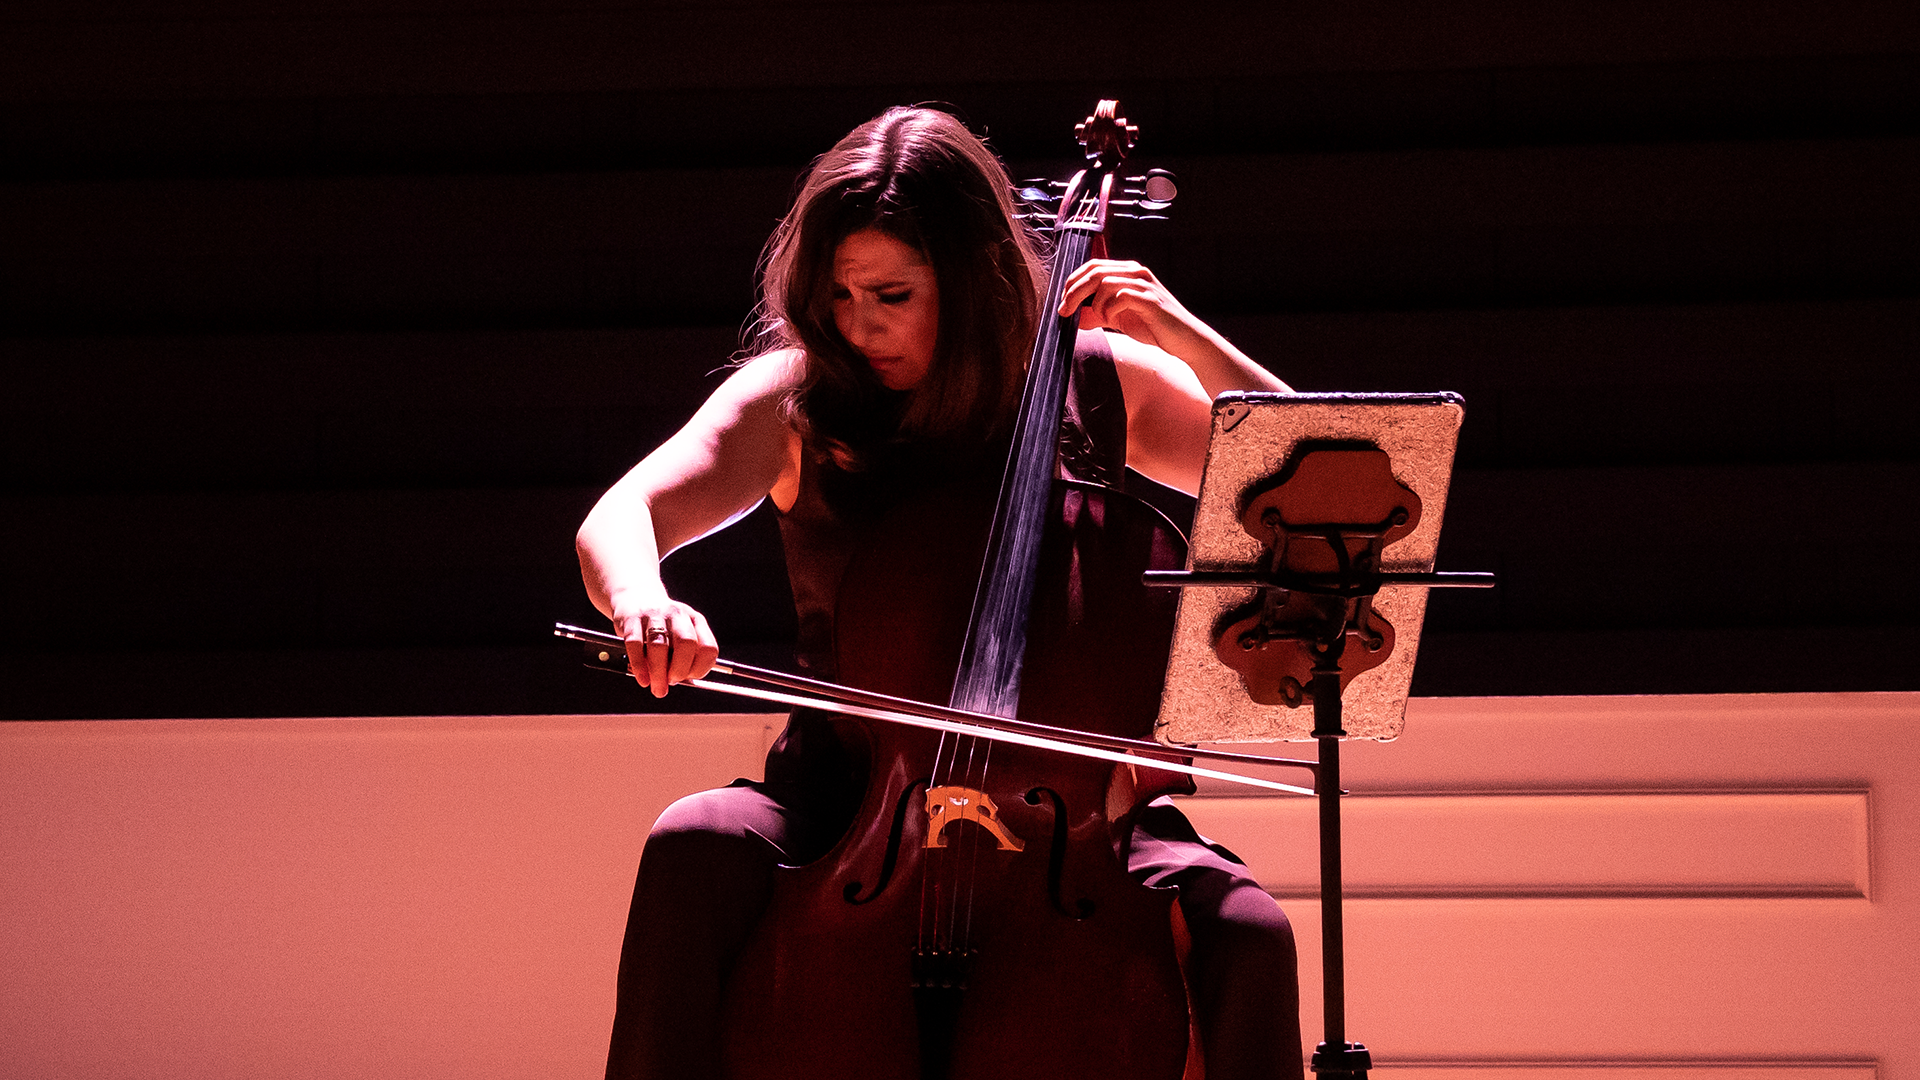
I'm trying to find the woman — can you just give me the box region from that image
[578,106,1302,1080]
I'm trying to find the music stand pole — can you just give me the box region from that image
[1148,392,1489,1080]
[1310,643,1370,1080]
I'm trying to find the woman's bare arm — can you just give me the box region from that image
[576,350,803,695]
[1056,259,1292,495]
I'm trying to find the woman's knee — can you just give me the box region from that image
[1181,874,1299,976]
[638,787,790,885]
[1177,875,1304,1080]
[652,787,761,837]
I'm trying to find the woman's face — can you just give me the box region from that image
[831,227,941,391]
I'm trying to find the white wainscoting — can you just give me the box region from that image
[2,694,1914,1079]
[1183,693,1915,1080]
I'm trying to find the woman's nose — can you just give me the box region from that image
[845,300,884,347]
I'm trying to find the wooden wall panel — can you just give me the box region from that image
[1387,1067,1878,1080]
[1194,693,1920,1077]
[0,712,775,1080]
[2,694,1914,1078]
[1183,791,1872,898]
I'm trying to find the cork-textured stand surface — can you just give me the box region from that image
[1157,393,1464,744]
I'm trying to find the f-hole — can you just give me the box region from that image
[1027,787,1096,919]
[845,779,928,904]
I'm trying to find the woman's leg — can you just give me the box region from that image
[608,786,1299,1079]
[1131,800,1306,1080]
[604,785,797,1080]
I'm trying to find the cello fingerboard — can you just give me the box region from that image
[949,223,1096,720]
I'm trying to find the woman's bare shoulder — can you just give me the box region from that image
[668,348,805,448]
[711,349,805,511]
[717,348,806,405]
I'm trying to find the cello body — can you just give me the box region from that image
[720,478,1195,1080]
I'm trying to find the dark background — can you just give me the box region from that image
[3,1,1916,719]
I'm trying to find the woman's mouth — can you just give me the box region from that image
[863,352,923,390]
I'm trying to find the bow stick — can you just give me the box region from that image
[555,623,1318,796]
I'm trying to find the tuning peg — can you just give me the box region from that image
[1123,169,1178,211]
[1016,186,1058,204]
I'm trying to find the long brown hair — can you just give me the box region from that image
[751,107,1047,471]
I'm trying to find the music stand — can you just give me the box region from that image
[1148,391,1493,1080]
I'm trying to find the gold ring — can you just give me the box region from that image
[644,628,671,645]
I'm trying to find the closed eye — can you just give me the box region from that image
[879,291,912,306]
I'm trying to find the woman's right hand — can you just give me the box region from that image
[577,352,800,699]
[611,592,720,698]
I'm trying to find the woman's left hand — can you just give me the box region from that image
[1054,257,1290,495]
[1056,259,1199,353]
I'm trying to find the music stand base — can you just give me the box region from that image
[1312,1041,1373,1080]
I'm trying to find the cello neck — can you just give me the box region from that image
[947,224,1092,719]
[948,102,1136,720]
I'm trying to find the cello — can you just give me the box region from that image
[718,101,1205,1080]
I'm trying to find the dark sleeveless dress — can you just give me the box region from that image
[604,332,1303,1080]
[761,329,1157,852]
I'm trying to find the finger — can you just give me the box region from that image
[1089,277,1138,328]
[1078,267,1157,319]
[1056,260,1107,316]
[688,610,720,681]
[623,636,651,690]
[666,613,702,686]
[615,615,653,691]
[1110,287,1174,347]
[1066,273,1118,324]
[644,616,674,698]
[1082,286,1167,347]
[1058,279,1090,318]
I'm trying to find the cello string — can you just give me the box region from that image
[923,728,960,954]
[953,731,987,953]
[931,729,976,954]
[946,214,1084,954]
[936,732,967,953]
[918,736,938,955]
[960,721,1003,955]
[937,731,974,953]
